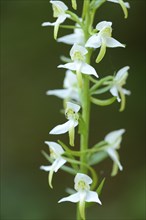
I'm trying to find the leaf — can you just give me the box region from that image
[97,178,105,196]
[91,96,116,106]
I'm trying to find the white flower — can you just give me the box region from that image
[57,25,85,45]
[50,102,80,146]
[58,173,101,220]
[104,129,125,176]
[40,141,66,188]
[46,70,80,102]
[85,21,125,63]
[107,0,130,18]
[58,44,98,87]
[42,1,70,39]
[110,66,130,111]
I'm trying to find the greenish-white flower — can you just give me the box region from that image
[57,25,85,45]
[40,141,66,188]
[110,66,130,111]
[42,1,70,39]
[58,173,101,220]
[104,129,125,176]
[46,70,80,102]
[107,0,130,18]
[85,21,125,63]
[58,44,98,87]
[50,102,80,146]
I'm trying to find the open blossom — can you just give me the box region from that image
[40,141,66,188]
[59,173,101,220]
[42,1,70,39]
[110,66,130,111]
[57,25,85,45]
[107,0,130,18]
[58,44,98,87]
[85,21,125,63]
[50,102,80,146]
[104,129,125,176]
[46,70,80,102]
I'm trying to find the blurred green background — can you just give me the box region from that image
[0,0,145,219]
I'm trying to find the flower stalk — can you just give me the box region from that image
[40,0,131,219]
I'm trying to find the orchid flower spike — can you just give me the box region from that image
[104,129,125,176]
[107,0,130,18]
[50,102,80,146]
[58,173,102,220]
[85,21,125,63]
[40,141,66,188]
[46,70,80,103]
[58,44,98,87]
[110,66,131,111]
[57,24,85,45]
[42,1,70,39]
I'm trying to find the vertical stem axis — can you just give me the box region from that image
[80,0,92,174]
[78,1,95,219]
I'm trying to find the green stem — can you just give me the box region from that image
[80,0,92,174]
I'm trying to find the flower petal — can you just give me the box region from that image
[81,62,99,78]
[56,14,69,24]
[86,191,102,205]
[66,102,80,112]
[75,173,92,186]
[40,165,52,171]
[63,70,77,88]
[42,21,56,26]
[44,141,65,155]
[50,0,68,12]
[106,148,123,171]
[115,66,130,81]
[53,158,66,172]
[105,129,125,144]
[105,37,125,48]
[122,88,131,95]
[58,192,80,203]
[107,0,130,8]
[85,34,101,48]
[46,89,71,99]
[58,62,76,71]
[49,121,72,134]
[57,31,84,45]
[110,86,121,102]
[70,44,88,59]
[96,21,112,31]
[57,33,78,45]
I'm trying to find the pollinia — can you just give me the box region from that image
[41,1,130,219]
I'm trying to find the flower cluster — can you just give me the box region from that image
[41,1,130,219]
